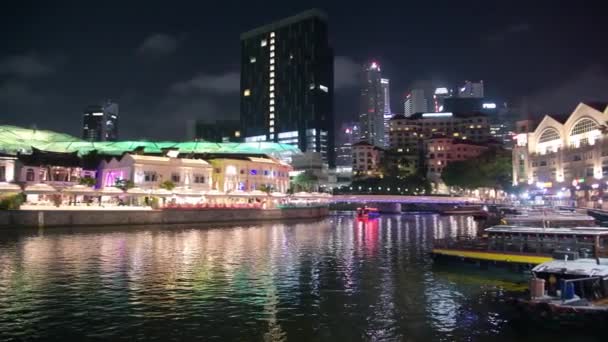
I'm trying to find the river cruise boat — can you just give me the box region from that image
[356,207,380,220]
[514,257,608,320]
[502,209,596,228]
[432,226,608,268]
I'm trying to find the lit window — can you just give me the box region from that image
[270,45,275,51]
[270,92,275,98]
[250,56,256,63]
[309,83,315,90]
[270,65,274,71]
[269,127,274,133]
[289,54,293,59]
[270,39,275,44]
[270,72,275,78]
[270,32,275,38]
[270,51,275,58]
[270,99,275,105]
[270,78,274,85]
[270,58,275,65]
[261,39,267,47]
[235,131,241,137]
[270,106,275,112]
[319,85,329,92]
[270,120,274,125]
[243,89,251,97]
[270,85,274,91]
[270,113,275,119]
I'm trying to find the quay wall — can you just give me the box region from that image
[0,207,329,228]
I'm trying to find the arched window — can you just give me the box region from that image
[26,168,35,182]
[538,128,560,143]
[570,118,599,136]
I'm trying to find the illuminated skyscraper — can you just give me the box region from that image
[404,88,429,117]
[240,9,335,167]
[359,62,385,147]
[458,80,484,98]
[82,101,119,141]
[381,78,392,147]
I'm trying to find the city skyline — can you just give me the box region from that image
[1,1,607,141]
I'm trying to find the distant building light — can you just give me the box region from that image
[270,32,275,38]
[261,39,267,47]
[245,135,266,142]
[422,112,453,118]
[110,115,117,119]
[438,105,444,111]
[234,131,241,137]
[435,87,449,95]
[92,112,103,116]
[381,78,389,84]
[319,85,329,93]
[482,103,497,109]
[370,62,379,70]
[250,56,256,63]
[309,83,315,90]
[243,89,251,97]
[278,131,298,139]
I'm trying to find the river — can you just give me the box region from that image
[0,213,602,341]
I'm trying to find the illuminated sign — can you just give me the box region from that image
[422,112,453,118]
[434,87,449,95]
[536,181,552,188]
[381,78,389,84]
[319,85,329,93]
[482,103,497,109]
[92,112,103,116]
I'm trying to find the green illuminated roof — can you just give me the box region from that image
[0,125,300,157]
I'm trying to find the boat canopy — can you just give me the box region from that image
[486,226,608,236]
[533,258,608,278]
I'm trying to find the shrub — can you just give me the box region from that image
[0,193,26,210]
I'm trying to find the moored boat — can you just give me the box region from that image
[432,226,608,268]
[356,206,380,220]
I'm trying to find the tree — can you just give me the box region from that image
[159,180,176,191]
[291,171,318,192]
[115,179,135,191]
[441,147,513,194]
[79,176,97,187]
[258,184,273,194]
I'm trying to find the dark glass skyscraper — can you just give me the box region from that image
[82,101,119,141]
[359,62,385,147]
[240,9,335,167]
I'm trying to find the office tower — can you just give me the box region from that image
[403,88,428,116]
[458,80,484,98]
[358,61,385,147]
[82,101,119,141]
[335,122,358,167]
[240,9,335,167]
[433,87,453,112]
[381,78,392,148]
[192,120,241,142]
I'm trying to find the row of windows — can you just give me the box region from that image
[213,168,288,177]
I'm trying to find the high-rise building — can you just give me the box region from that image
[458,80,484,98]
[358,62,385,147]
[82,101,119,141]
[404,88,429,116]
[335,122,358,167]
[240,9,335,167]
[432,87,453,112]
[191,120,241,142]
[381,78,392,148]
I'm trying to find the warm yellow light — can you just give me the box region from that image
[243,89,251,97]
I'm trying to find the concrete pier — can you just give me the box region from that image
[0,207,329,228]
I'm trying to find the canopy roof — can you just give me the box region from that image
[0,125,300,158]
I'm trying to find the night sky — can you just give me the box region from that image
[1,0,607,140]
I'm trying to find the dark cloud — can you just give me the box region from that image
[334,56,359,89]
[170,71,240,94]
[523,65,608,117]
[0,54,55,78]
[486,23,531,42]
[137,33,179,56]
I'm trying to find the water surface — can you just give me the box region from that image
[0,214,602,341]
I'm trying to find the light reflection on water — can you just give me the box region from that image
[0,214,600,341]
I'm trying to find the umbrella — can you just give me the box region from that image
[249,190,268,197]
[204,189,226,196]
[98,187,125,196]
[126,187,150,196]
[173,187,203,196]
[0,182,22,193]
[270,192,287,198]
[62,184,97,195]
[151,188,173,197]
[24,183,59,194]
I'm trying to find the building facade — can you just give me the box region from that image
[82,101,119,141]
[99,154,213,191]
[458,80,484,98]
[352,141,383,178]
[240,9,334,167]
[358,62,385,147]
[335,122,358,168]
[390,112,491,143]
[426,137,488,181]
[208,156,291,193]
[381,78,392,148]
[404,89,429,117]
[512,103,608,193]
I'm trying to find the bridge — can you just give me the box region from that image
[330,195,480,204]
